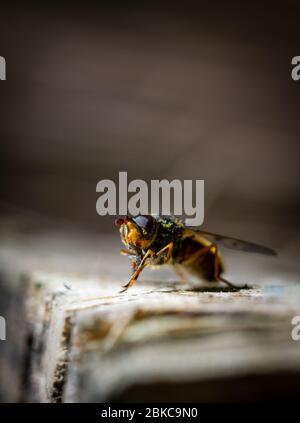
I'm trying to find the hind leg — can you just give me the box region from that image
[183,242,241,289]
[210,244,244,289]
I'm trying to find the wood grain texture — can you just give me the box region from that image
[0,229,300,402]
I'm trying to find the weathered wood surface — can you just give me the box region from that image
[0,229,300,402]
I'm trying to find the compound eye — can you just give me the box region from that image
[134,215,155,235]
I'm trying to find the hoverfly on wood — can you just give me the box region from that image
[115,215,276,292]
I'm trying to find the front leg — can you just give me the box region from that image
[120,243,174,293]
[131,254,142,272]
[120,248,141,274]
[120,249,154,292]
[120,248,136,257]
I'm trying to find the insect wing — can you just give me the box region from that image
[191,229,277,256]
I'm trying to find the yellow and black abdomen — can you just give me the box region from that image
[175,235,224,282]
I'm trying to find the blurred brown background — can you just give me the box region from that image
[0,1,300,267]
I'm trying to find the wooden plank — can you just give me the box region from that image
[1,232,300,402]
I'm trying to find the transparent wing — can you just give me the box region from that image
[190,229,277,256]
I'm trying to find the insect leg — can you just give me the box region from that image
[121,249,154,292]
[153,242,174,264]
[182,244,213,266]
[120,248,135,256]
[182,242,240,289]
[208,244,240,289]
[131,260,137,272]
[120,243,173,292]
[218,276,240,289]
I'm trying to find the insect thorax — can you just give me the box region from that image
[149,216,184,255]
